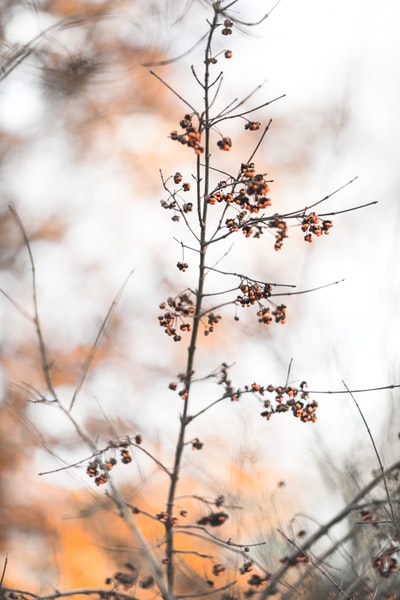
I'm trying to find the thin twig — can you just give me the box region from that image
[39,438,172,478]
[308,383,400,395]
[221,0,283,27]
[0,587,138,600]
[0,288,33,321]
[203,265,296,288]
[212,94,285,125]
[285,176,359,215]
[9,205,58,402]
[177,581,236,599]
[0,555,8,588]
[215,80,267,119]
[270,279,344,297]
[69,269,135,412]
[149,70,197,113]
[342,380,399,536]
[175,524,266,550]
[9,205,97,451]
[142,31,209,67]
[284,358,293,388]
[247,119,273,164]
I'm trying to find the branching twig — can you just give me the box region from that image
[176,581,236,599]
[9,205,96,451]
[149,70,198,114]
[0,587,138,600]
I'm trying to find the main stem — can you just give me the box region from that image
[164,8,217,596]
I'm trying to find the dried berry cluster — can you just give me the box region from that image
[234,280,287,325]
[170,114,204,155]
[236,281,272,306]
[268,216,288,250]
[105,564,136,591]
[217,136,232,151]
[159,294,223,342]
[87,456,118,486]
[374,554,398,578]
[212,377,318,424]
[221,18,233,36]
[244,120,261,131]
[301,212,333,242]
[86,437,141,486]
[158,293,194,341]
[157,511,179,528]
[204,311,222,336]
[197,511,229,527]
[280,551,310,567]
[217,362,235,399]
[206,560,273,597]
[177,261,189,272]
[106,571,154,591]
[160,196,193,222]
[256,304,287,325]
[246,573,272,587]
[191,437,204,450]
[207,162,271,222]
[360,508,379,528]
[258,382,318,423]
[207,558,272,594]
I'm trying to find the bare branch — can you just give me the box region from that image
[0,587,138,600]
[142,31,209,67]
[342,380,399,537]
[0,554,8,588]
[150,70,197,113]
[69,269,135,412]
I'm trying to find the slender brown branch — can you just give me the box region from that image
[176,581,236,599]
[215,78,268,120]
[308,383,400,395]
[9,205,57,402]
[0,587,138,600]
[269,279,344,297]
[286,176,359,214]
[69,269,135,412]
[0,288,33,321]
[247,119,273,163]
[221,0,283,27]
[211,94,286,125]
[149,70,197,113]
[9,205,97,451]
[342,380,399,536]
[0,554,8,588]
[142,31,209,67]
[39,437,172,478]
